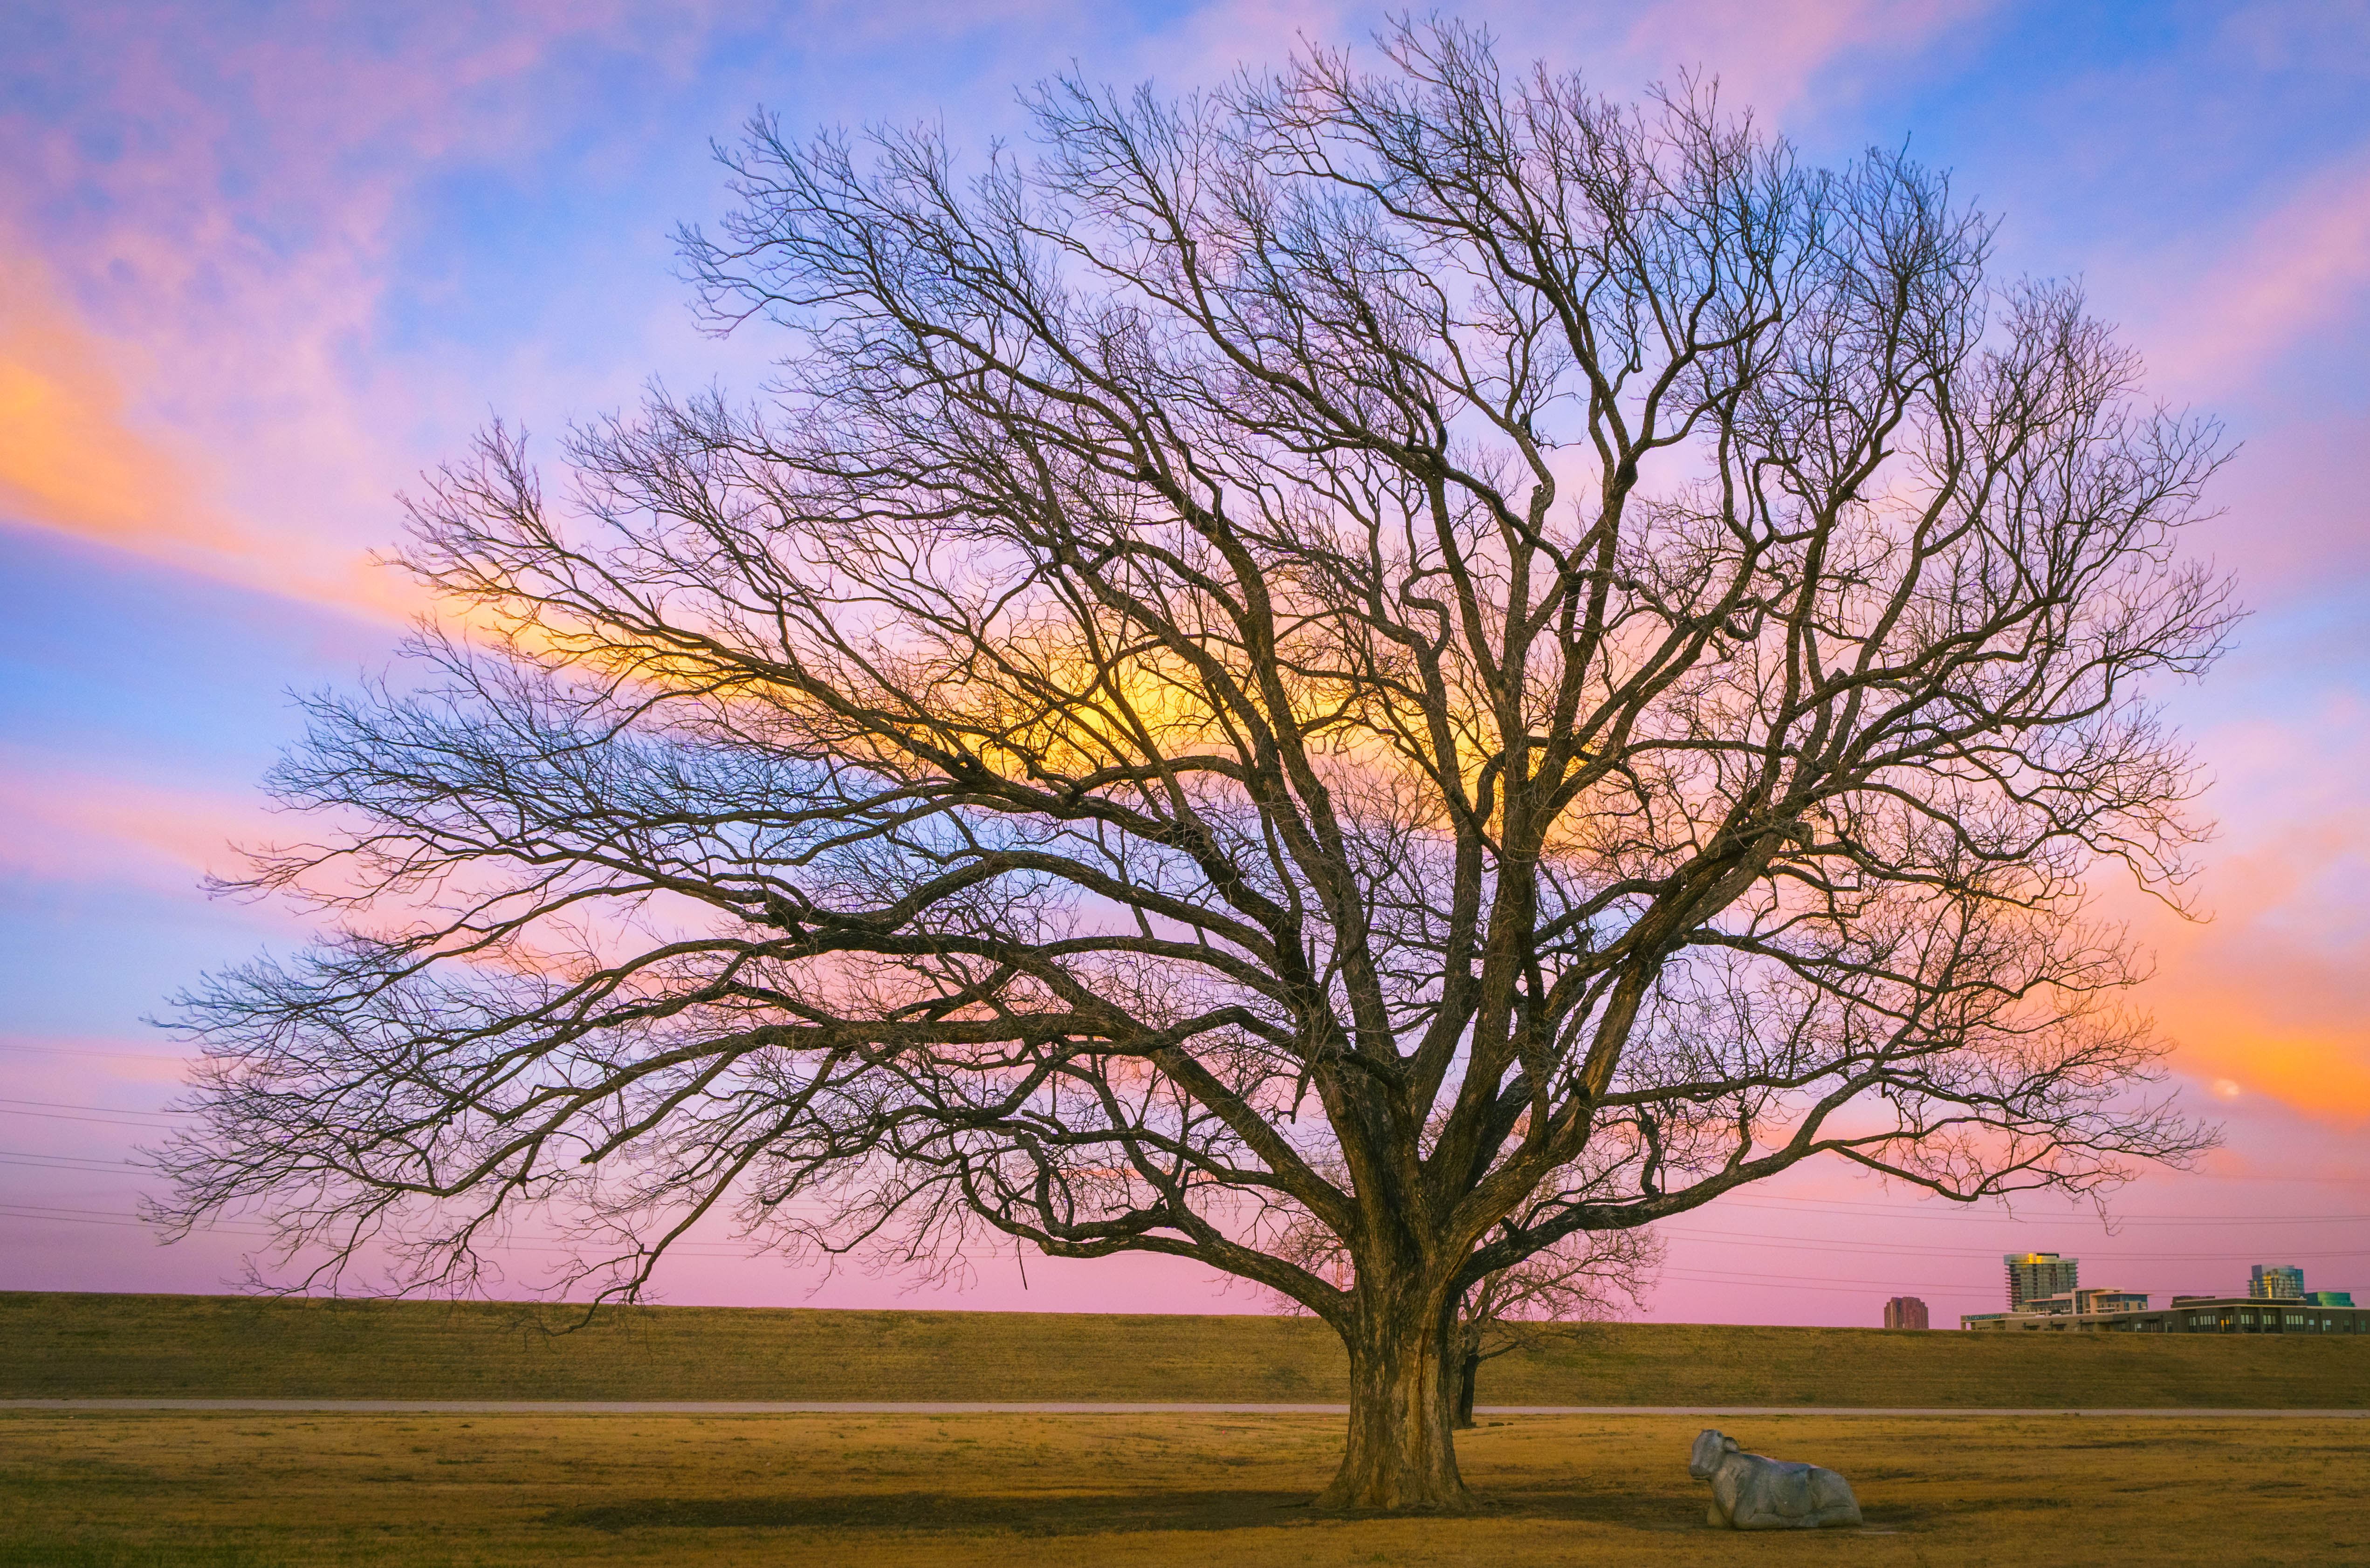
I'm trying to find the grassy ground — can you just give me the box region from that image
[0,1409,2361,1566]
[5,1290,2368,1407]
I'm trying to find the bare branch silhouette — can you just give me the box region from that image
[152,20,2231,1510]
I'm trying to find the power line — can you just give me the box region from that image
[0,1206,816,1259]
[0,1208,178,1232]
[0,1108,187,1131]
[0,1209,2333,1308]
[0,1208,228,1232]
[1707,1194,2370,1226]
[1662,1268,1970,1295]
[0,1041,191,1065]
[0,1160,145,1178]
[0,1147,140,1168]
[2,1091,2355,1223]
[1662,1263,1982,1291]
[1658,1227,2370,1262]
[0,1098,191,1116]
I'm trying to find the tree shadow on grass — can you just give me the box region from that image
[549,1484,1925,1537]
[550,1489,1318,1535]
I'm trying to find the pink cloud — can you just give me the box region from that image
[2136,156,2370,391]
[0,759,267,895]
[2174,409,2370,602]
[2206,1,2370,78]
[1609,0,1995,116]
[0,7,717,622]
[1092,0,1999,154]
[0,1034,197,1097]
[0,0,2008,631]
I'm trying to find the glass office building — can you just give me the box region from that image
[2004,1252,2079,1311]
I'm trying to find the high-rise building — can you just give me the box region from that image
[2251,1265,2305,1300]
[2005,1252,2078,1310]
[1882,1296,1930,1330]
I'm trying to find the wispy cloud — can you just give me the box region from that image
[1131,0,1997,116]
[0,249,240,555]
[2142,156,2370,390]
[2102,694,2370,1127]
[0,5,719,619]
[0,759,267,895]
[1607,0,1995,117]
[0,0,2006,630]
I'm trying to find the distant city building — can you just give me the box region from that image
[2307,1291,2355,1307]
[2251,1264,2306,1300]
[1883,1296,1930,1330]
[2004,1251,2078,1311]
[1963,1295,2366,1335]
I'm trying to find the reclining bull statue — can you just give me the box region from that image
[1688,1429,1864,1530]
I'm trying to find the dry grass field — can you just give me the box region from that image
[0,1409,2363,1566]
[7,1295,2363,1564]
[6,1291,2367,1408]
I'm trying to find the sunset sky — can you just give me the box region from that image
[4,0,2366,1328]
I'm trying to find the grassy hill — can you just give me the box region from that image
[3,1291,2365,1407]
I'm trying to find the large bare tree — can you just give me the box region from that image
[157,22,2230,1511]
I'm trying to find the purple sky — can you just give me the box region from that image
[3,0,2366,1328]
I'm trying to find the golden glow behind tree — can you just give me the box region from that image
[158,21,2230,1511]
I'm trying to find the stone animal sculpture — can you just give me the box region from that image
[1688,1429,1864,1530]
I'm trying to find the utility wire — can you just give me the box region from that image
[0,1041,191,1064]
[0,1109,185,1131]
[1658,1227,2370,1261]
[0,1147,142,1167]
[0,1205,819,1257]
[1708,1194,2370,1225]
[0,1098,192,1116]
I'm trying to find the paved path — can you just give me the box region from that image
[4,1399,2363,1417]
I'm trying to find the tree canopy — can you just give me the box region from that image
[156,21,2229,1509]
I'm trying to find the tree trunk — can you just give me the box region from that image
[1454,1350,1480,1430]
[1315,1292,1473,1511]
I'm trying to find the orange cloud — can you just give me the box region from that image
[0,250,238,554]
[2141,960,2370,1127]
[2101,711,2370,1126]
[0,3,615,627]
[0,238,433,626]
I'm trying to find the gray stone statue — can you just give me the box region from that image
[1688,1429,1864,1530]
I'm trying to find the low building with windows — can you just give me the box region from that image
[2020,1287,2150,1317]
[1961,1294,2368,1334]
